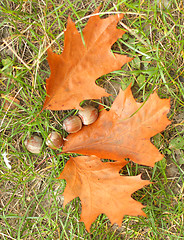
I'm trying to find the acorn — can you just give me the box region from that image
[78,106,98,125]
[24,135,42,154]
[63,115,82,133]
[46,131,63,149]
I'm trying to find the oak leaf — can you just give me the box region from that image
[58,155,150,231]
[63,85,171,167]
[42,7,132,111]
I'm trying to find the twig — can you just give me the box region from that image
[32,11,146,69]
[75,11,146,24]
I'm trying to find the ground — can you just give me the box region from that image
[0,0,184,239]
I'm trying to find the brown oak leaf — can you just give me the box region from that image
[58,155,150,231]
[63,85,171,167]
[42,7,132,111]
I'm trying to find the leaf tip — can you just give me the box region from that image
[47,47,53,55]
[93,5,102,14]
[66,15,76,30]
[140,210,147,218]
[138,173,151,186]
[79,216,91,232]
[62,198,68,209]
[56,172,63,180]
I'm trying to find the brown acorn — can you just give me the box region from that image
[46,131,63,149]
[63,115,82,133]
[24,135,42,154]
[78,106,98,125]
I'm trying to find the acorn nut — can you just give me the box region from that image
[46,131,63,149]
[24,135,42,154]
[63,115,82,133]
[78,106,98,125]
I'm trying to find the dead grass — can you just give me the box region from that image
[0,0,184,239]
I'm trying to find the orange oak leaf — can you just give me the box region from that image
[63,85,171,167]
[58,155,150,231]
[42,7,133,111]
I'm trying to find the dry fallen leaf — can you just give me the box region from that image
[42,7,132,111]
[58,155,150,231]
[63,85,171,167]
[38,6,171,232]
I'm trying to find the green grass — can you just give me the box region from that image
[0,0,184,239]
